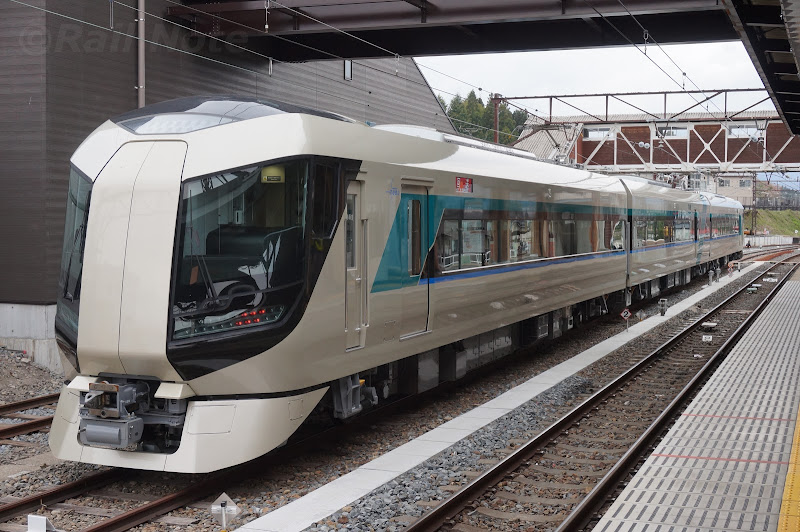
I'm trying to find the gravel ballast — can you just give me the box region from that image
[0,262,774,531]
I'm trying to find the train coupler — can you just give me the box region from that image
[78,379,187,453]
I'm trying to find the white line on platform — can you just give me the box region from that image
[240,264,761,532]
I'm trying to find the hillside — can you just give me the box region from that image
[743,209,800,236]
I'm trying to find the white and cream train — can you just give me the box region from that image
[50,97,743,473]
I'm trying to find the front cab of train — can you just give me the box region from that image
[50,97,357,473]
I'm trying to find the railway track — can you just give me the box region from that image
[0,253,794,531]
[404,256,799,532]
[0,393,59,442]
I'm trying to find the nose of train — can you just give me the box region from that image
[77,141,187,382]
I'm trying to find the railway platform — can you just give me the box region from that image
[594,268,800,532]
[239,263,764,532]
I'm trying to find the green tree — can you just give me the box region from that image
[440,93,529,145]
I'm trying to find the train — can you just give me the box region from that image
[50,96,743,473]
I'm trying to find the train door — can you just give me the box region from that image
[345,182,365,349]
[400,184,429,338]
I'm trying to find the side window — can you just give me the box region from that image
[534,218,552,258]
[432,206,627,273]
[436,220,460,272]
[408,200,421,275]
[610,220,625,250]
[460,220,486,269]
[575,219,593,254]
[593,218,605,252]
[346,195,356,269]
[484,221,498,265]
[312,164,339,238]
[633,218,645,248]
[551,216,576,256]
[511,220,533,260]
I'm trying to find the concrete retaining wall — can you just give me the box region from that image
[0,303,63,375]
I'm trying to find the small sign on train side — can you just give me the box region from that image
[455,176,473,193]
[620,308,631,320]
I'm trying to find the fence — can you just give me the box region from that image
[744,235,796,247]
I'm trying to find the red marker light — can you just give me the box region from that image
[235,321,243,326]
[258,309,266,314]
[254,318,261,323]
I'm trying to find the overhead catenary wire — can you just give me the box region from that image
[578,0,779,169]
[13,0,769,157]
[6,0,378,110]
[6,0,524,143]
[447,115,518,141]
[111,0,405,105]
[155,0,537,140]
[266,0,398,58]
[214,0,548,123]
[128,0,529,138]
[612,0,779,166]
[263,0,495,98]
[156,0,486,104]
[614,0,764,121]
[154,0,553,139]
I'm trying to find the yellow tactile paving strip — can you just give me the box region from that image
[778,405,800,532]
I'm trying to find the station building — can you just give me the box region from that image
[0,0,453,371]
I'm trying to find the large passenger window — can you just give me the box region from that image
[461,220,487,268]
[633,210,696,248]
[437,220,460,272]
[171,159,309,340]
[710,213,739,237]
[511,220,532,261]
[433,205,625,274]
[610,220,625,250]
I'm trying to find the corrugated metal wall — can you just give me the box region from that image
[0,1,48,304]
[0,0,453,305]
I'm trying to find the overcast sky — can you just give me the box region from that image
[415,41,772,117]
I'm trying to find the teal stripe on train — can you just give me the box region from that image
[370,194,629,294]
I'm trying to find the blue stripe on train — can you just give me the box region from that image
[422,250,625,285]
[370,193,740,293]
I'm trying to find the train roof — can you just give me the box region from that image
[111,96,357,135]
[701,193,745,210]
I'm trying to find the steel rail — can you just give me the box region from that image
[404,258,795,532]
[0,469,124,522]
[556,259,799,531]
[0,392,60,440]
[0,393,60,417]
[80,469,237,532]
[8,257,787,531]
[76,380,484,531]
[0,417,54,440]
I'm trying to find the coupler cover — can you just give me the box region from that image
[79,417,144,449]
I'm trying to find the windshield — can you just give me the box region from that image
[171,159,309,340]
[55,167,93,344]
